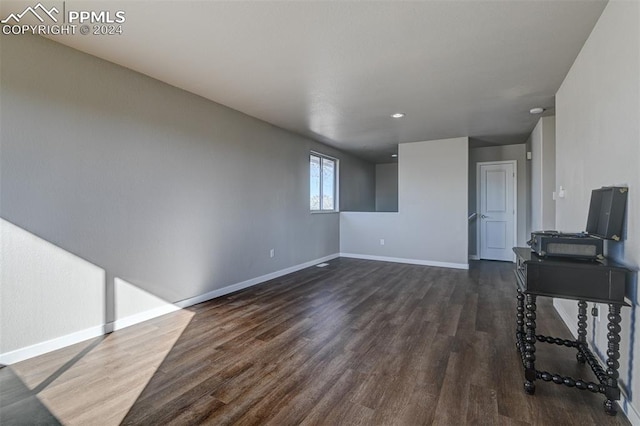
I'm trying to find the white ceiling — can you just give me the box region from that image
[2,1,608,163]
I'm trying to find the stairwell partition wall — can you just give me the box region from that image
[340,137,469,269]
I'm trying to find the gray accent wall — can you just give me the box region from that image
[340,158,376,212]
[0,34,374,354]
[375,163,398,212]
[554,0,639,419]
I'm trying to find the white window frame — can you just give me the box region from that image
[310,151,339,213]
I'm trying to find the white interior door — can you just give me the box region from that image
[479,162,516,261]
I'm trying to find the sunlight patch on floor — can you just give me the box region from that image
[10,309,194,425]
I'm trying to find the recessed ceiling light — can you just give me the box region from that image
[529,107,545,114]
[391,113,405,118]
[391,154,398,158]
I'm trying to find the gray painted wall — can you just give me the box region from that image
[554,0,639,419]
[375,163,398,212]
[0,34,374,354]
[468,144,529,257]
[341,158,376,212]
[530,116,556,231]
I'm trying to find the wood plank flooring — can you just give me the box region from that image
[0,258,631,425]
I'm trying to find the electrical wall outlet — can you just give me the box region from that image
[380,239,385,245]
[270,249,275,258]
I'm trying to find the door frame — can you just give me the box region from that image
[476,160,517,262]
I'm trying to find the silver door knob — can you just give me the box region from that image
[481,214,488,219]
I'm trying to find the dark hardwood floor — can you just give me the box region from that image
[1,258,631,425]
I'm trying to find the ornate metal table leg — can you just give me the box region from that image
[604,303,622,416]
[576,300,588,364]
[524,294,537,395]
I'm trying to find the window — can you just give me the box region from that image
[310,153,337,211]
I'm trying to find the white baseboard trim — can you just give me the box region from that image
[553,300,639,424]
[0,325,105,365]
[174,253,340,308]
[618,394,640,426]
[620,394,640,426]
[469,255,480,260]
[339,253,469,270]
[112,305,182,332]
[0,253,340,365]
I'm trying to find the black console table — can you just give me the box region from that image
[513,247,630,416]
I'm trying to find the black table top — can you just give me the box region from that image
[513,247,629,270]
[513,247,631,305]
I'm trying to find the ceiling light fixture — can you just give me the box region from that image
[391,113,405,118]
[391,154,398,158]
[529,107,545,114]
